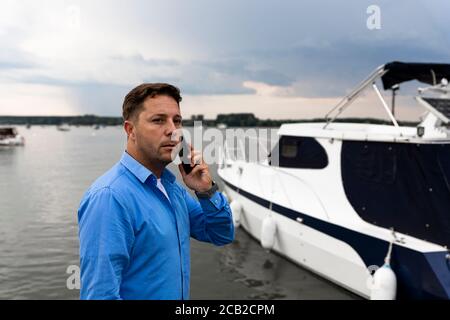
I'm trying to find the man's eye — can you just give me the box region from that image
[174,119,182,125]
[152,118,163,123]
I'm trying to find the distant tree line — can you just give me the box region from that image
[0,115,122,126]
[0,113,419,127]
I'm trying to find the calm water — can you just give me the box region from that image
[0,125,358,300]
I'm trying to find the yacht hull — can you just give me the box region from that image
[221,178,450,300]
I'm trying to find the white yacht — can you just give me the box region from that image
[218,62,450,300]
[0,127,25,146]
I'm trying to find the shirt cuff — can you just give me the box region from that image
[197,191,224,211]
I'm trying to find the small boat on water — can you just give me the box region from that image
[56,124,71,131]
[0,127,25,146]
[219,61,450,300]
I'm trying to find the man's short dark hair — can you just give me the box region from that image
[122,83,182,121]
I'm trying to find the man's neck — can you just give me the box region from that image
[125,148,166,178]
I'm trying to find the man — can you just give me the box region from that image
[77,83,234,300]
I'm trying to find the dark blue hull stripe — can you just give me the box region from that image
[222,178,450,299]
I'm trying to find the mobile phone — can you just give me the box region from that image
[179,136,196,174]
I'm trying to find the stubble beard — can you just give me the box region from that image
[136,141,172,169]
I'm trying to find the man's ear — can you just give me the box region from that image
[124,120,136,140]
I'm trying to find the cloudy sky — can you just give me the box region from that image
[1,0,449,120]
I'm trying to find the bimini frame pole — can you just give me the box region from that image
[372,83,400,128]
[323,65,388,129]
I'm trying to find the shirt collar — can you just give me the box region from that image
[120,151,176,185]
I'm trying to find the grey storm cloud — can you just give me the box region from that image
[0,46,38,71]
[110,54,180,67]
[0,59,35,70]
[68,82,132,116]
[2,0,450,116]
[100,0,450,97]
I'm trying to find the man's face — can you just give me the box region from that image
[128,95,182,165]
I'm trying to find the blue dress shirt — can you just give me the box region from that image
[77,151,234,300]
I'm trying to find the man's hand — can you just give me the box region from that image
[178,144,213,193]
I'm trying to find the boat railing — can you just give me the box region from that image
[221,138,330,220]
[323,65,387,129]
[223,135,277,164]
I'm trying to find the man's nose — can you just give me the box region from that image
[164,119,177,135]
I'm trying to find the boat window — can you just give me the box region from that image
[422,98,450,121]
[353,143,396,184]
[341,141,450,247]
[270,136,328,169]
[281,137,298,158]
[0,128,15,136]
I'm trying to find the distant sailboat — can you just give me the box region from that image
[57,124,70,131]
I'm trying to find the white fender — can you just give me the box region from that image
[230,200,242,228]
[261,215,277,250]
[370,264,397,300]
